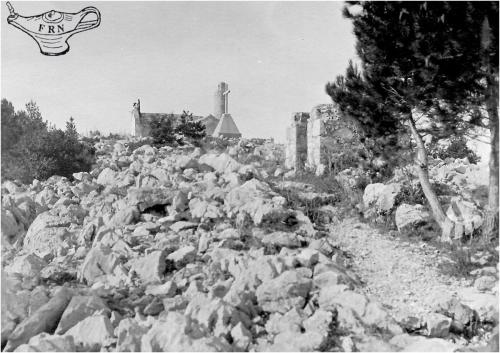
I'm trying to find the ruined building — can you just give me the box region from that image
[131,82,241,138]
[285,103,362,173]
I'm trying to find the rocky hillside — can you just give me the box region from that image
[1,138,498,352]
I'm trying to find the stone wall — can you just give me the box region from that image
[285,112,309,170]
[307,103,362,173]
[285,103,362,173]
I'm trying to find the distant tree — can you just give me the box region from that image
[149,114,179,146]
[175,111,206,142]
[65,117,78,139]
[1,99,95,183]
[327,1,498,240]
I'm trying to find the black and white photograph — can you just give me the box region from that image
[1,1,499,352]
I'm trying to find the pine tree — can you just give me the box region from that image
[327,1,498,241]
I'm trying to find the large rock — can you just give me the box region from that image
[425,313,452,338]
[78,245,120,285]
[130,250,167,284]
[13,333,75,352]
[116,318,150,352]
[224,179,288,225]
[65,314,115,351]
[256,270,312,314]
[198,153,241,174]
[4,254,47,278]
[363,183,402,213]
[55,295,109,334]
[96,168,119,186]
[446,197,483,236]
[395,203,430,232]
[4,287,73,351]
[141,312,231,351]
[126,187,175,212]
[23,212,71,256]
[319,288,368,317]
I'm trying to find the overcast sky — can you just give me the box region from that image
[1,1,357,141]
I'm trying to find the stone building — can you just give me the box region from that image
[285,103,362,173]
[131,82,242,138]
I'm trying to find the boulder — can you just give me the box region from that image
[425,313,452,338]
[96,168,119,186]
[395,203,430,232]
[4,254,47,278]
[167,246,196,269]
[55,295,109,334]
[130,250,167,284]
[65,314,115,351]
[199,153,241,174]
[78,245,120,285]
[13,333,75,352]
[256,270,312,314]
[4,287,73,351]
[141,312,231,351]
[474,275,497,293]
[319,289,368,317]
[126,187,175,212]
[363,183,402,213]
[116,318,150,352]
[446,197,483,236]
[23,212,71,256]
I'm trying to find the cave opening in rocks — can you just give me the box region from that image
[142,204,168,217]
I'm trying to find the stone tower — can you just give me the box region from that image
[214,82,229,118]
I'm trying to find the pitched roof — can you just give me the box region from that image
[212,113,241,138]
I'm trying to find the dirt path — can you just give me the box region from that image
[329,217,473,321]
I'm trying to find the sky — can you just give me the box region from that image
[1,1,357,142]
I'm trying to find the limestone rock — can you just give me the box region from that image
[4,287,73,351]
[425,313,452,338]
[474,275,497,292]
[126,187,175,212]
[65,314,115,351]
[55,295,109,334]
[319,289,367,317]
[13,333,75,352]
[116,318,150,352]
[231,322,252,350]
[167,246,196,269]
[446,197,483,236]
[4,254,47,278]
[363,183,402,213]
[395,203,430,232]
[256,270,312,314]
[130,250,167,284]
[78,245,120,285]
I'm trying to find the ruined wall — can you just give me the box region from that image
[306,103,362,172]
[285,112,310,170]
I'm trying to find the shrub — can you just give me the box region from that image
[149,115,179,146]
[148,111,206,147]
[1,99,95,183]
[175,111,206,142]
[429,136,481,164]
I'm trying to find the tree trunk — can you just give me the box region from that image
[483,75,499,239]
[407,113,454,241]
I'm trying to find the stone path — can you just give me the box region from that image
[329,217,473,322]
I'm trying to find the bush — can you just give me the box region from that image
[148,111,206,147]
[429,136,481,164]
[1,99,95,183]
